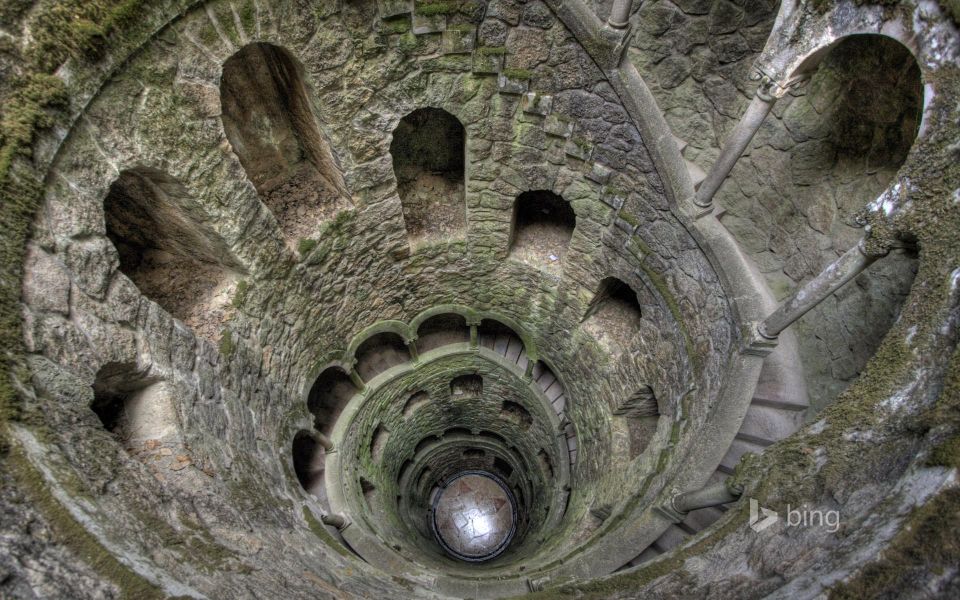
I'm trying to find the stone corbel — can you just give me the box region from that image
[321,512,351,531]
[749,65,809,101]
[655,481,744,523]
[406,336,420,362]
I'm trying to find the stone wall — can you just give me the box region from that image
[10,0,740,594]
[629,0,921,414]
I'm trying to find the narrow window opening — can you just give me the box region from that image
[91,362,175,447]
[509,190,576,271]
[221,43,351,242]
[403,391,430,418]
[104,168,241,344]
[354,332,411,382]
[307,366,359,435]
[492,457,513,479]
[292,430,325,495]
[450,374,483,397]
[537,449,554,480]
[390,107,466,247]
[500,400,533,430]
[370,424,390,463]
[360,477,377,503]
[583,277,644,354]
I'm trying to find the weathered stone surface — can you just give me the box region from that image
[3,1,956,599]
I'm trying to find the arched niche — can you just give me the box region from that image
[477,319,527,366]
[353,332,411,383]
[292,430,325,496]
[389,107,466,247]
[450,374,483,398]
[612,385,660,460]
[307,366,359,435]
[509,190,576,271]
[220,43,350,242]
[91,362,178,452]
[103,167,241,343]
[416,313,470,354]
[582,277,643,355]
[759,34,923,414]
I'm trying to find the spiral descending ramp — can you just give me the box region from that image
[1,0,958,598]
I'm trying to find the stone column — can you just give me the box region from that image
[467,317,481,349]
[321,512,350,530]
[759,239,886,339]
[348,367,365,390]
[406,337,420,362]
[607,0,632,28]
[672,481,742,513]
[694,91,776,210]
[315,432,334,452]
[657,481,743,522]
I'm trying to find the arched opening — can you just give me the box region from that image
[613,385,660,460]
[353,332,411,382]
[450,374,483,398]
[307,366,359,435]
[509,190,576,271]
[583,277,643,354]
[292,430,325,495]
[370,424,390,463]
[477,319,527,366]
[755,34,923,414]
[91,362,170,443]
[390,107,466,247]
[415,313,470,353]
[501,400,532,430]
[104,168,241,343]
[403,390,430,418]
[220,43,350,242]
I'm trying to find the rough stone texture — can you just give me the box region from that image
[0,0,957,598]
[630,0,922,415]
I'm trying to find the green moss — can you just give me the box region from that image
[926,435,960,468]
[298,238,318,257]
[232,280,249,308]
[618,211,639,228]
[0,74,69,176]
[4,448,165,599]
[381,18,411,34]
[830,487,960,598]
[398,31,421,54]
[941,0,960,25]
[218,330,235,357]
[414,1,459,16]
[239,1,257,32]
[24,1,151,72]
[502,68,533,80]
[0,0,33,25]
[633,255,699,377]
[302,506,354,558]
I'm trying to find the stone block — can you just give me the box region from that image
[521,92,552,116]
[412,13,446,35]
[441,27,476,54]
[497,72,529,95]
[22,245,70,315]
[472,50,504,74]
[586,162,613,184]
[377,0,412,18]
[601,191,624,210]
[615,217,636,234]
[543,114,574,138]
[564,139,592,161]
